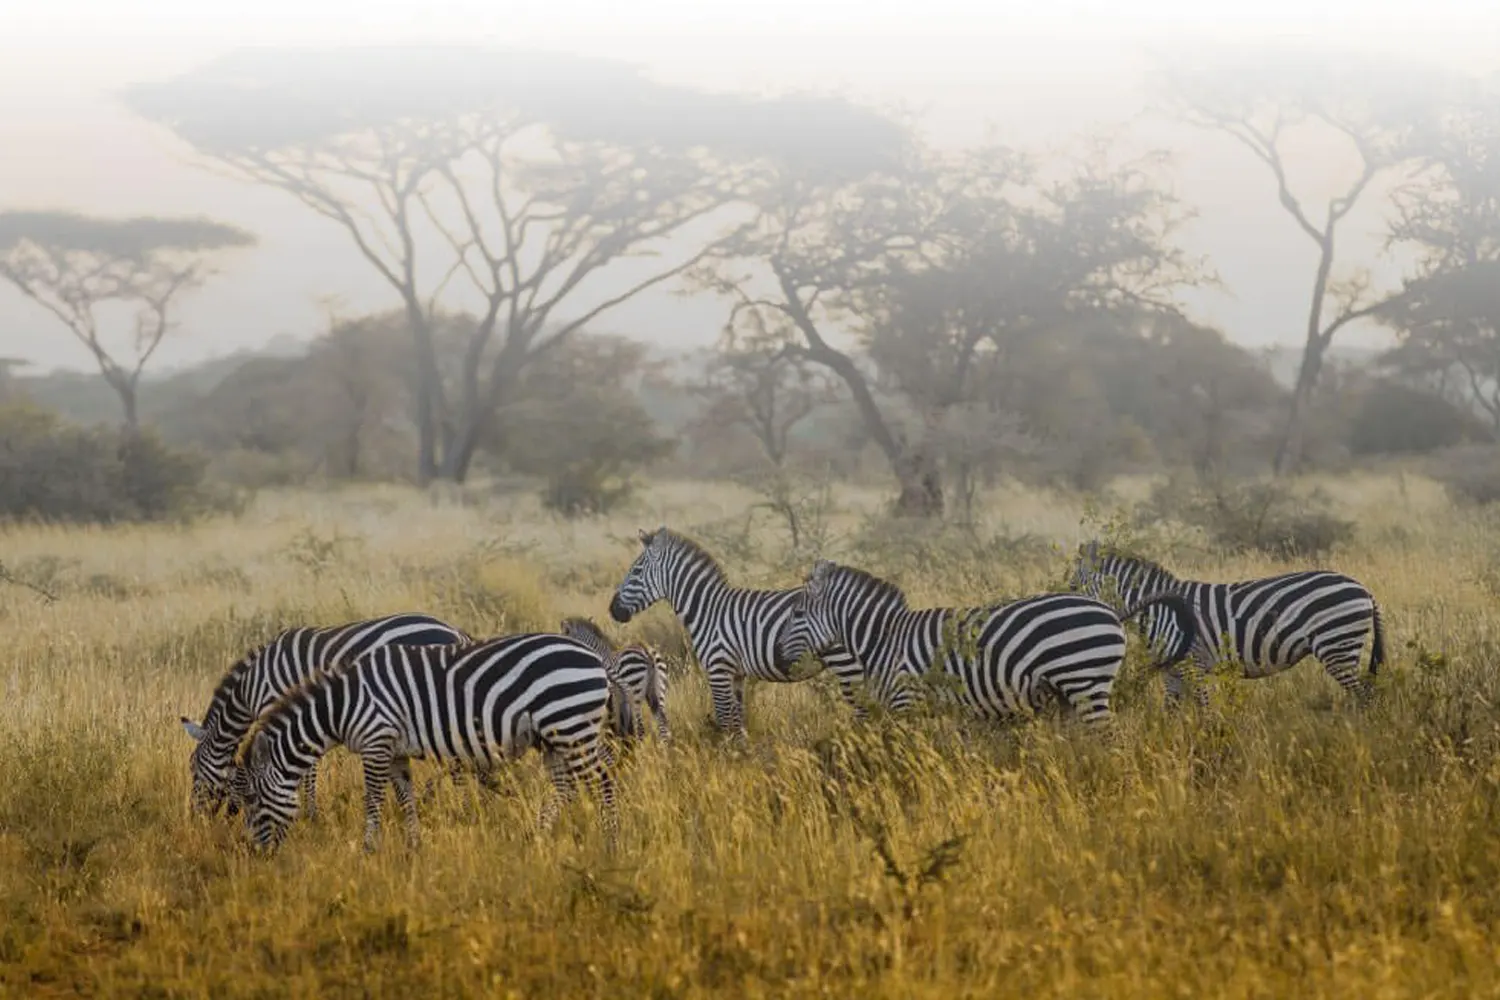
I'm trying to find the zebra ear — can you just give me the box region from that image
[180,716,206,741]
[637,528,656,546]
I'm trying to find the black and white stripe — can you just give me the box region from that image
[560,617,671,742]
[777,559,1199,726]
[608,527,866,739]
[180,613,472,818]
[239,632,632,852]
[1068,542,1385,705]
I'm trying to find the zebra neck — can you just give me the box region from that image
[846,601,913,671]
[666,567,728,634]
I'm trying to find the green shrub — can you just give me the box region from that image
[1142,477,1355,560]
[0,403,213,524]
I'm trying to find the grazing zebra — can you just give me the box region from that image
[560,616,671,742]
[180,613,474,818]
[608,527,867,739]
[1068,541,1385,706]
[777,559,1200,727]
[238,632,635,852]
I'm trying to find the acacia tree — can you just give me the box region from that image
[125,46,891,483]
[1377,85,1500,429]
[0,212,254,431]
[1157,43,1447,474]
[701,134,1197,515]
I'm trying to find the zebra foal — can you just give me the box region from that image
[238,632,637,852]
[180,612,473,818]
[1068,541,1385,706]
[560,616,671,742]
[777,559,1199,727]
[607,527,866,741]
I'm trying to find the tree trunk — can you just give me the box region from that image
[1272,228,1338,478]
[893,450,944,517]
[403,297,441,485]
[437,411,484,483]
[1272,338,1326,477]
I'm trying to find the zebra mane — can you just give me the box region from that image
[653,528,729,585]
[1089,545,1181,584]
[201,636,283,727]
[826,562,911,609]
[560,617,617,656]
[232,663,341,764]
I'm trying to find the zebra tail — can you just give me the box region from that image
[1118,592,1198,671]
[1369,601,1386,677]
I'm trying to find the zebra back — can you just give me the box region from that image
[560,616,671,741]
[182,612,471,815]
[789,559,1130,724]
[240,633,618,850]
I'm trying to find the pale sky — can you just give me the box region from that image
[2,0,1497,374]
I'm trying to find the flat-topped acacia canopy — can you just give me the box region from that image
[0,212,254,258]
[121,45,909,180]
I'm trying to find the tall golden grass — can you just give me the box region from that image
[1,475,1498,998]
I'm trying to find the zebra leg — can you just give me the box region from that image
[705,663,750,745]
[572,744,619,850]
[389,756,421,849]
[359,744,395,853]
[1162,666,1185,708]
[1313,640,1376,704]
[300,766,319,822]
[1060,679,1115,730]
[537,749,580,834]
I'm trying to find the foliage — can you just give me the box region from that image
[1344,376,1492,456]
[1141,476,1355,559]
[493,336,674,517]
[0,402,212,524]
[1427,444,1500,506]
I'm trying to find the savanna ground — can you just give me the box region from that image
[1,473,1498,999]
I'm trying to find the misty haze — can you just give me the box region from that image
[2,2,1499,995]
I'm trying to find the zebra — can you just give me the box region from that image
[607,527,867,740]
[560,616,671,742]
[237,632,636,853]
[180,612,475,819]
[776,559,1200,727]
[1068,541,1385,706]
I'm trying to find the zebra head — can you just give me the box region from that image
[181,716,230,816]
[609,527,670,623]
[1070,542,1170,611]
[780,559,843,665]
[241,731,300,852]
[1068,540,1108,597]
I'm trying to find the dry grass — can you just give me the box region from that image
[2,475,1499,998]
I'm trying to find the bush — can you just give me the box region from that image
[1427,444,1500,506]
[0,403,213,524]
[1141,477,1355,559]
[1346,379,1491,457]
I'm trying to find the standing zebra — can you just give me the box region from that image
[560,616,671,742]
[238,632,635,852]
[608,527,865,740]
[180,612,473,818]
[1068,541,1385,706]
[777,559,1200,727]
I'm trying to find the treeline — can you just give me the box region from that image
[0,304,1490,525]
[4,43,1500,523]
